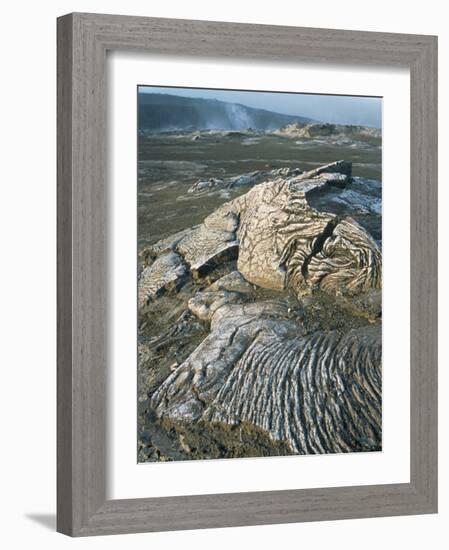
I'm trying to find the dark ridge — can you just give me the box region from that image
[138,92,315,132]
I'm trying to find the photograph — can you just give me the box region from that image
[1,2,441,543]
[137,86,383,462]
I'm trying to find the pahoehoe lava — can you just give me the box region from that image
[138,159,382,460]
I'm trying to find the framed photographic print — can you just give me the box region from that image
[57,13,438,536]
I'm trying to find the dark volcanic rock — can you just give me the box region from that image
[138,251,188,307]
[207,163,382,296]
[139,159,381,304]
[139,160,382,458]
[150,290,381,454]
[187,177,225,194]
[185,166,303,196]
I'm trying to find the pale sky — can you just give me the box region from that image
[139,86,382,128]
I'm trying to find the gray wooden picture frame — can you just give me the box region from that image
[57,12,438,537]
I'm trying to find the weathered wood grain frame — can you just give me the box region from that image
[57,12,438,536]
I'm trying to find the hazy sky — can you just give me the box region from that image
[140,86,382,128]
